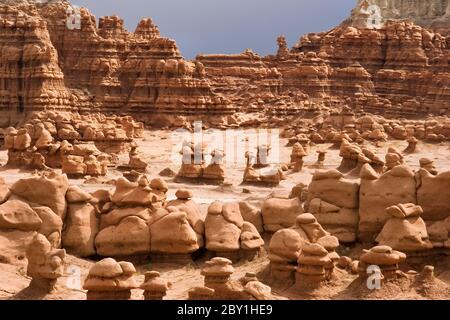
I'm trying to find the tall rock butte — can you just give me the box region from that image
[0,0,449,127]
[0,1,233,127]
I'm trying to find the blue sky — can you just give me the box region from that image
[70,0,356,59]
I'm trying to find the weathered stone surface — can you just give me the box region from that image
[417,169,450,221]
[351,0,450,35]
[149,210,201,254]
[26,233,66,293]
[205,211,241,252]
[261,197,303,232]
[0,178,9,204]
[0,200,42,231]
[359,164,416,241]
[0,230,35,265]
[111,178,158,207]
[240,222,264,250]
[95,216,150,256]
[376,204,432,252]
[34,206,63,248]
[9,172,69,219]
[62,203,98,257]
[239,202,263,233]
[66,186,92,203]
[84,258,138,300]
[166,198,204,235]
[308,170,359,209]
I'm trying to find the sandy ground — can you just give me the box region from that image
[0,129,450,300]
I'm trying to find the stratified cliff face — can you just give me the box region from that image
[195,19,449,117]
[0,4,75,127]
[195,1,450,117]
[352,0,450,35]
[291,20,450,115]
[196,50,287,112]
[0,1,448,127]
[0,2,233,127]
[39,4,232,116]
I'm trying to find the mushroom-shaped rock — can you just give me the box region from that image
[83,258,138,300]
[141,271,171,300]
[376,204,432,252]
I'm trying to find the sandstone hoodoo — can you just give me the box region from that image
[188,257,278,300]
[176,142,226,184]
[376,204,433,252]
[83,258,138,300]
[0,0,449,302]
[141,271,171,300]
[26,233,66,293]
[357,245,407,282]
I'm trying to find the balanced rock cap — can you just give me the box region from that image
[296,213,317,225]
[301,243,328,256]
[6,127,18,135]
[208,201,223,215]
[151,178,168,192]
[141,271,170,291]
[201,257,234,276]
[176,188,193,200]
[385,153,400,163]
[419,158,433,166]
[119,261,136,276]
[89,258,123,278]
[317,235,339,251]
[371,245,393,254]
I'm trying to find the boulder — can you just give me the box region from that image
[166,198,204,235]
[261,197,303,232]
[0,178,10,204]
[376,204,432,252]
[101,207,150,228]
[268,228,308,262]
[62,203,98,257]
[239,202,263,233]
[95,216,150,256]
[0,200,42,231]
[307,170,359,209]
[240,222,264,250]
[175,188,193,200]
[222,202,244,228]
[149,210,201,254]
[26,234,66,293]
[9,172,69,219]
[111,178,158,207]
[66,186,92,203]
[205,202,241,252]
[88,258,123,278]
[84,258,138,300]
[34,206,63,248]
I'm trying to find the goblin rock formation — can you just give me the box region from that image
[83,258,138,300]
[0,0,449,302]
[0,1,233,128]
[26,233,66,293]
[188,257,277,300]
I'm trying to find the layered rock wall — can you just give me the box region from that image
[0,2,234,127]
